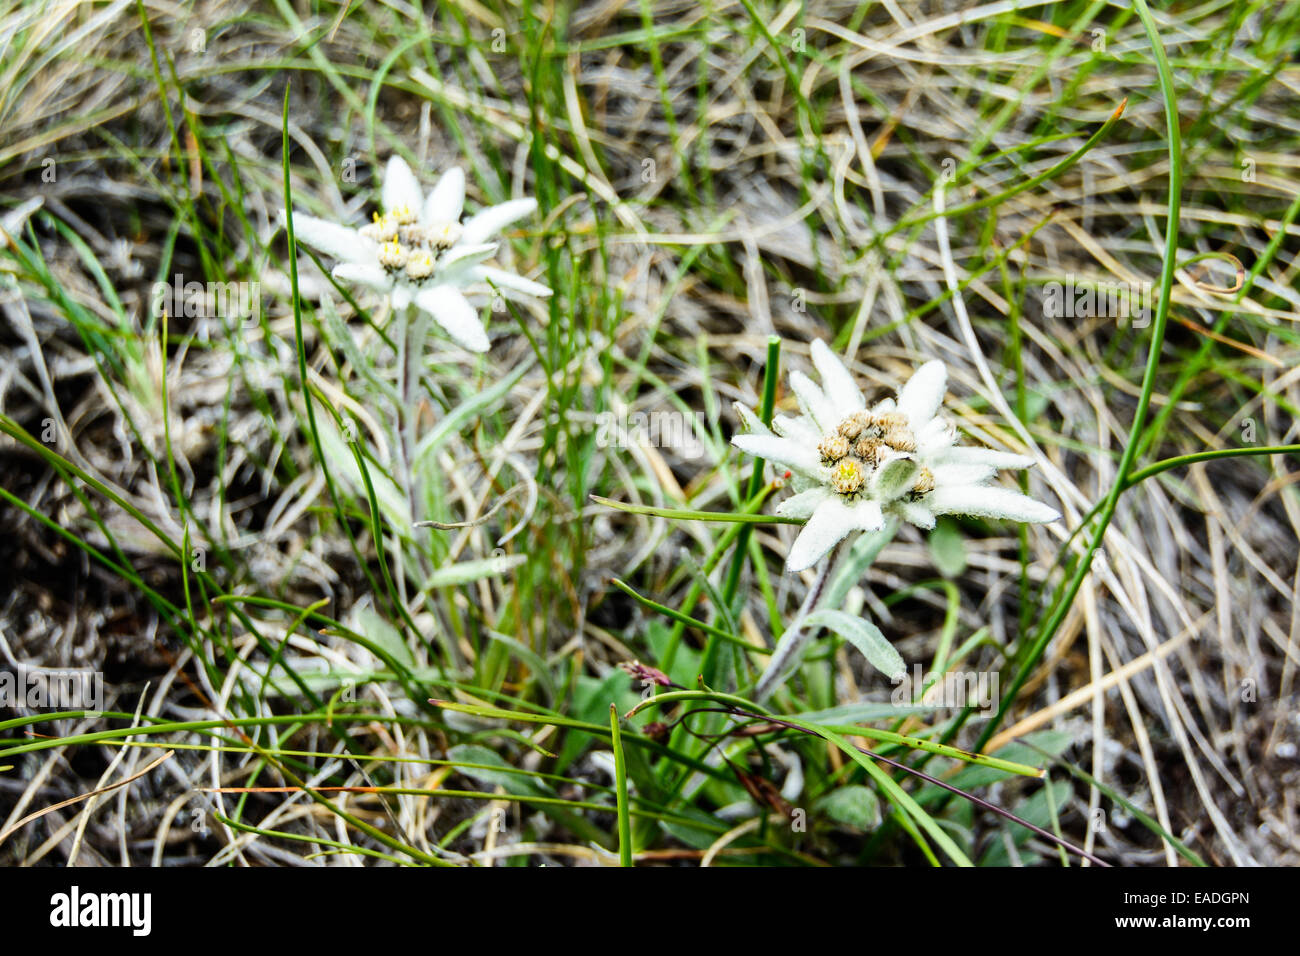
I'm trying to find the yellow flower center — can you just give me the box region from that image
[831,459,864,496]
[817,435,850,462]
[404,251,436,281]
[359,212,401,243]
[377,239,408,271]
[427,221,462,250]
[821,411,924,499]
[909,466,935,498]
[358,207,464,279]
[389,205,417,225]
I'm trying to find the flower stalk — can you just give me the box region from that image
[752,539,844,702]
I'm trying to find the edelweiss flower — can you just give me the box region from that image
[282,156,551,352]
[733,340,1059,572]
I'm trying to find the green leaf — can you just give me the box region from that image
[316,413,411,528]
[928,517,967,578]
[795,702,937,723]
[425,553,527,588]
[647,618,702,689]
[817,785,881,830]
[555,670,641,772]
[824,520,896,608]
[803,609,905,680]
[978,779,1073,866]
[413,361,531,463]
[447,744,545,796]
[659,806,728,849]
[808,722,974,866]
[486,630,558,703]
[354,606,415,670]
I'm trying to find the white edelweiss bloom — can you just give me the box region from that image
[281,156,552,353]
[733,339,1059,572]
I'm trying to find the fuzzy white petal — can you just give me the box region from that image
[415,285,489,352]
[893,499,936,529]
[788,371,837,434]
[461,198,538,245]
[424,167,466,224]
[288,211,371,263]
[916,417,957,456]
[468,264,553,298]
[774,487,832,519]
[787,497,883,572]
[733,403,771,436]
[927,485,1059,523]
[933,446,1036,470]
[850,499,886,534]
[392,285,413,309]
[382,155,424,216]
[809,339,865,413]
[771,413,821,444]
[332,262,391,291]
[896,360,947,427]
[931,462,996,487]
[731,433,824,478]
[441,243,500,271]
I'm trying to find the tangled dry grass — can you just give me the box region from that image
[1,0,1297,866]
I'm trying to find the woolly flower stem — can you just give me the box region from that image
[753,541,846,702]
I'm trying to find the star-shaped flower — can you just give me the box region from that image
[282,156,551,352]
[733,340,1059,572]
